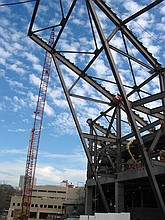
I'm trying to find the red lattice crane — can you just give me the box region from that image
[20,28,54,220]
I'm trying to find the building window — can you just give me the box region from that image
[48,205,53,208]
[40,204,43,208]
[54,205,57,209]
[17,203,20,206]
[35,204,38,208]
[48,190,56,193]
[38,190,47,192]
[58,206,61,209]
[29,212,37,218]
[31,204,34,207]
[32,189,37,192]
[44,205,47,208]
[13,203,15,206]
[39,212,48,219]
[57,191,66,193]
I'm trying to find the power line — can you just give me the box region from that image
[0,0,36,7]
[134,20,165,47]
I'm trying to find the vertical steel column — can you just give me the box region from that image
[115,105,124,212]
[85,185,93,215]
[86,1,165,218]
[116,106,121,173]
[115,181,124,212]
[85,124,94,215]
[52,53,110,212]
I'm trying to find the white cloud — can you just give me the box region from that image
[8,128,26,133]
[32,63,43,72]
[48,86,63,99]
[36,166,86,186]
[44,102,54,116]
[48,112,76,135]
[0,46,11,59]
[72,18,84,25]
[29,73,40,87]
[2,95,27,112]
[0,149,26,155]
[23,51,40,64]
[0,58,6,65]
[0,160,25,187]
[9,63,26,74]
[42,149,86,165]
[0,149,86,186]
[91,57,109,77]
[13,95,26,106]
[51,98,68,109]
[58,39,80,64]
[27,91,38,108]
[6,78,24,88]
[123,0,142,14]
[35,141,87,184]
[13,42,23,51]
[157,17,165,31]
[160,3,165,14]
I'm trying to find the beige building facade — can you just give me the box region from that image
[8,184,85,219]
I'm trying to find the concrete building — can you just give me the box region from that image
[8,182,85,219]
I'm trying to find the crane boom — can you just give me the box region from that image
[20,28,54,220]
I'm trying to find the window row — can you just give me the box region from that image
[32,196,66,199]
[31,204,65,209]
[12,203,64,209]
[32,190,66,193]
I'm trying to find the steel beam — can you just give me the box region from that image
[148,129,162,155]
[53,0,78,48]
[93,0,161,67]
[132,91,165,107]
[52,53,110,213]
[82,133,116,143]
[122,0,164,25]
[28,0,40,36]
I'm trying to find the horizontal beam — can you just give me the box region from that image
[132,91,165,107]
[82,133,116,142]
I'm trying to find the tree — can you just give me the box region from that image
[0,184,16,214]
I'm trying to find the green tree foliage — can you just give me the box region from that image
[0,184,16,213]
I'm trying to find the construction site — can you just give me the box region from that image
[4,0,165,220]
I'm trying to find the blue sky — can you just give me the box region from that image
[0,0,165,187]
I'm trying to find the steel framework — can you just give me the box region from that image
[28,1,165,219]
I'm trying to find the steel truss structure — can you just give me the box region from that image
[28,1,165,219]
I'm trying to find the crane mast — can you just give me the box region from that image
[20,28,54,220]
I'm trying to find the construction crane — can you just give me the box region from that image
[20,28,54,220]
